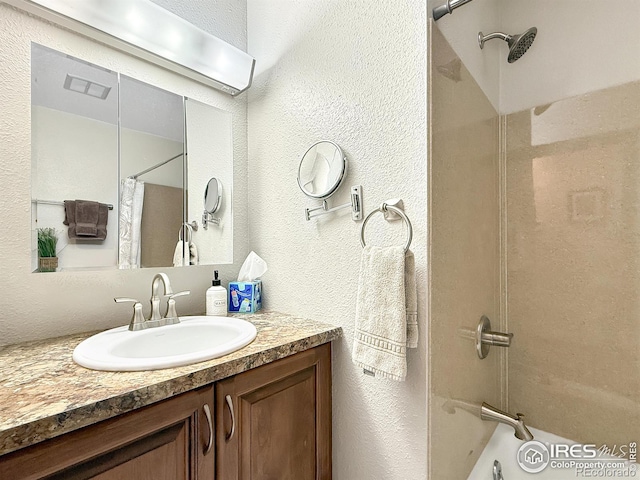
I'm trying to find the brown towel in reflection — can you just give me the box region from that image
[95,203,108,240]
[63,200,75,226]
[76,200,99,236]
[63,200,108,241]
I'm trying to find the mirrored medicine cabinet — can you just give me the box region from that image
[31,43,233,272]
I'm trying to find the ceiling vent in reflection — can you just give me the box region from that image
[63,74,111,100]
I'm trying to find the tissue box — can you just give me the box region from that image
[228,281,262,313]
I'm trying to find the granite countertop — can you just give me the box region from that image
[0,311,342,456]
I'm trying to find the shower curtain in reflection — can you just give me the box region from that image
[118,178,145,268]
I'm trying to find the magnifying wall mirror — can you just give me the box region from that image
[297,141,347,199]
[202,177,222,230]
[297,140,363,222]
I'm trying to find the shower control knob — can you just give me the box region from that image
[476,315,513,359]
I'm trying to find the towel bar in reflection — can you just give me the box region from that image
[31,199,114,210]
[360,200,413,253]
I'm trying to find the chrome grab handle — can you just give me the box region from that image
[476,316,513,359]
[203,403,213,454]
[225,394,235,441]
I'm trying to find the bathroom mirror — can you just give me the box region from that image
[185,98,233,264]
[31,43,234,271]
[297,141,347,199]
[204,177,223,214]
[120,74,185,269]
[31,43,120,270]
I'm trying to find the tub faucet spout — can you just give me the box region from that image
[481,402,534,441]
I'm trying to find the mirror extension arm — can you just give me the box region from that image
[305,185,363,222]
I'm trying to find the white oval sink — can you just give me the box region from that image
[73,316,257,371]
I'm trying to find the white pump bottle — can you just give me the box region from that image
[206,270,227,316]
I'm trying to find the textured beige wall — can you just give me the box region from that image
[506,81,640,445]
[247,1,427,479]
[0,3,249,345]
[429,24,503,479]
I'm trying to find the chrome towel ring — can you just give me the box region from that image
[360,203,413,253]
[179,221,198,243]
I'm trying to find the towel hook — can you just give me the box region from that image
[360,202,413,253]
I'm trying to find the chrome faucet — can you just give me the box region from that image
[481,402,534,441]
[150,273,173,321]
[115,273,190,331]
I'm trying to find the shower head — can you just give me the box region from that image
[478,27,537,63]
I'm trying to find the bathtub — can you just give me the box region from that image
[468,423,637,479]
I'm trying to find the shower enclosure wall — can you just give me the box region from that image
[429,21,503,479]
[429,0,640,477]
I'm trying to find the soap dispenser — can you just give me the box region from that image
[206,270,227,316]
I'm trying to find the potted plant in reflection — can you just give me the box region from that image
[37,227,58,272]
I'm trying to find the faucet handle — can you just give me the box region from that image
[114,297,139,304]
[167,290,191,299]
[165,290,190,321]
[114,297,146,331]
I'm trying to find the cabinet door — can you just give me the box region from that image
[0,386,215,480]
[216,343,331,480]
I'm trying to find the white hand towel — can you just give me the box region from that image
[352,245,413,381]
[172,241,199,267]
[172,240,186,267]
[189,242,199,265]
[405,250,418,349]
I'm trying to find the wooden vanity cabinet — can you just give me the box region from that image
[215,343,331,480]
[0,344,332,480]
[0,386,215,480]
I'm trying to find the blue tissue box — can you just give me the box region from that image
[228,281,262,313]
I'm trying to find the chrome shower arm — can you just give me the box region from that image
[433,0,475,21]
[478,32,510,49]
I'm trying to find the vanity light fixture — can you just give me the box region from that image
[63,74,111,100]
[8,0,256,96]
